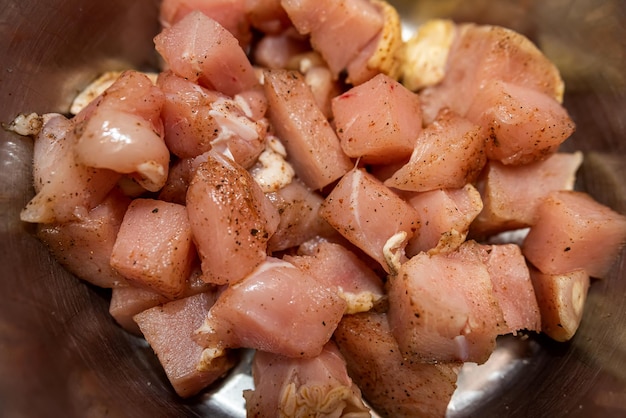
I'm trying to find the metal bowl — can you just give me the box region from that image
[1,0,624,416]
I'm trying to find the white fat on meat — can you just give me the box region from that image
[382,230,407,275]
[250,135,295,193]
[399,19,455,91]
[210,97,260,144]
[6,112,45,136]
[320,168,419,273]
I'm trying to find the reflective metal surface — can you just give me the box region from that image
[0,1,625,417]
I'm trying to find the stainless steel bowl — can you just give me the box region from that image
[1,1,625,417]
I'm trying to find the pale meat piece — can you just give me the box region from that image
[252,28,311,70]
[244,342,370,418]
[194,257,347,359]
[465,80,575,165]
[522,190,626,279]
[73,71,170,192]
[245,0,291,34]
[110,198,196,299]
[405,184,483,256]
[154,11,258,97]
[160,0,252,47]
[265,178,336,252]
[109,266,214,335]
[459,241,541,334]
[263,69,353,190]
[36,190,130,288]
[281,0,384,78]
[384,109,485,192]
[387,245,506,364]
[334,312,461,418]
[471,152,583,238]
[332,73,422,164]
[75,109,169,192]
[284,239,385,314]
[134,292,236,398]
[529,267,590,342]
[20,114,121,224]
[419,23,565,124]
[319,168,420,273]
[186,151,280,285]
[345,0,403,85]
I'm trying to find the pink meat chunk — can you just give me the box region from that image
[20,115,121,224]
[281,0,383,77]
[466,80,575,165]
[74,71,170,193]
[160,0,252,47]
[110,267,214,335]
[194,257,346,359]
[263,69,352,189]
[110,286,169,335]
[157,72,268,168]
[472,152,583,238]
[384,109,485,192]
[419,23,564,124]
[265,178,336,252]
[159,70,267,166]
[335,312,461,418]
[332,73,423,164]
[406,184,483,256]
[344,29,380,86]
[158,157,195,205]
[154,11,258,97]
[157,71,225,159]
[252,29,311,70]
[186,152,279,285]
[387,244,506,364]
[76,70,164,128]
[245,0,291,34]
[134,292,235,398]
[284,239,385,314]
[37,190,130,288]
[205,101,268,170]
[460,241,541,334]
[522,190,626,279]
[110,198,196,299]
[320,168,420,273]
[243,342,369,417]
